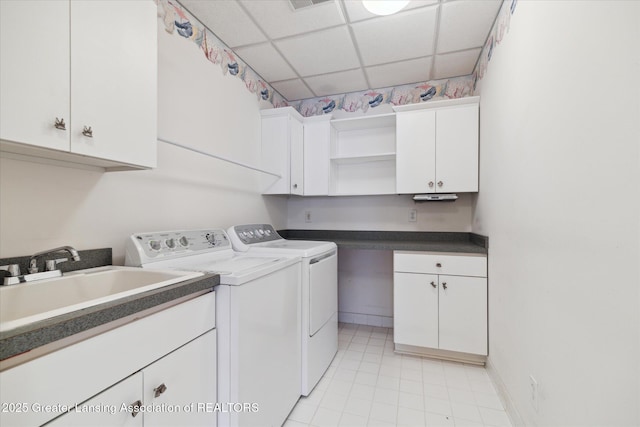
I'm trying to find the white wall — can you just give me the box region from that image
[287,194,473,231]
[0,26,286,263]
[473,2,640,426]
[288,192,474,324]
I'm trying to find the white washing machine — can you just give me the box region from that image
[227,224,338,396]
[125,229,301,427]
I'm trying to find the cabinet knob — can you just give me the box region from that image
[293,183,298,189]
[131,400,142,417]
[437,181,443,187]
[54,117,66,130]
[436,263,442,268]
[428,181,434,188]
[430,281,436,288]
[442,282,448,289]
[154,383,168,398]
[82,126,93,138]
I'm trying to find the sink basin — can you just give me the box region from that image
[0,266,203,332]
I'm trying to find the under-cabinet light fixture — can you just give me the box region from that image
[413,194,458,202]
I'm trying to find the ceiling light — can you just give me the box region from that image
[362,0,410,16]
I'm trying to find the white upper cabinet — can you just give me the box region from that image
[303,115,332,196]
[69,1,157,168]
[261,108,332,196]
[0,0,157,170]
[261,107,304,195]
[0,1,70,152]
[261,97,479,197]
[394,97,479,194]
[395,109,436,193]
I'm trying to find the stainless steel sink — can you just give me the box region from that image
[0,266,202,332]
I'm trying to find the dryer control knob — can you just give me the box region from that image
[179,236,189,247]
[166,238,176,249]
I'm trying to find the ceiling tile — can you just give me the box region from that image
[180,0,267,48]
[274,26,360,76]
[351,7,438,66]
[304,69,369,97]
[432,48,482,79]
[437,0,502,53]
[239,0,345,39]
[234,43,298,82]
[271,79,314,101]
[343,0,438,23]
[366,56,433,89]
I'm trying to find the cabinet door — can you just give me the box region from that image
[46,372,143,427]
[143,330,217,426]
[290,117,304,195]
[396,110,436,194]
[0,0,70,151]
[435,104,479,193]
[262,114,290,194]
[438,275,487,355]
[303,116,331,196]
[394,272,438,348]
[70,0,157,168]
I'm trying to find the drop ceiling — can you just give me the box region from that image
[178,0,502,102]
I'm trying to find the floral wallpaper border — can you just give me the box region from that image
[159,0,516,117]
[472,0,517,90]
[158,0,289,108]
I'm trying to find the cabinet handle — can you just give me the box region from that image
[437,181,443,187]
[131,400,142,417]
[428,181,434,188]
[82,126,93,137]
[430,281,436,288]
[154,383,168,398]
[54,117,66,130]
[442,282,448,289]
[436,263,442,268]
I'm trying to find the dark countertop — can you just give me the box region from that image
[0,248,219,362]
[278,230,488,254]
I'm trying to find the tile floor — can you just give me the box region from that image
[285,323,512,427]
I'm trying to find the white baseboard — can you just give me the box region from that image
[338,312,393,328]
[485,357,525,426]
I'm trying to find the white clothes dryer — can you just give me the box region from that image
[125,229,301,427]
[227,224,338,396]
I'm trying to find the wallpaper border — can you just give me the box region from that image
[159,0,517,116]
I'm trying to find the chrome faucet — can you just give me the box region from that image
[28,246,81,274]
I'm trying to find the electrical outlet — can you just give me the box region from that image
[304,210,312,223]
[408,209,417,222]
[529,375,539,412]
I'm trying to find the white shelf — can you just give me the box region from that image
[330,113,395,131]
[330,152,396,164]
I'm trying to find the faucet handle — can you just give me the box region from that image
[45,258,69,272]
[0,264,21,277]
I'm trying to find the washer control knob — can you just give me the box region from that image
[205,233,216,245]
[165,238,176,249]
[265,229,272,236]
[179,236,189,247]
[149,240,161,251]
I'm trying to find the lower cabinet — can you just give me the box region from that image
[47,330,216,427]
[393,251,488,358]
[0,292,216,427]
[46,372,144,427]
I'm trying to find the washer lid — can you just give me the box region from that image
[136,250,300,285]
